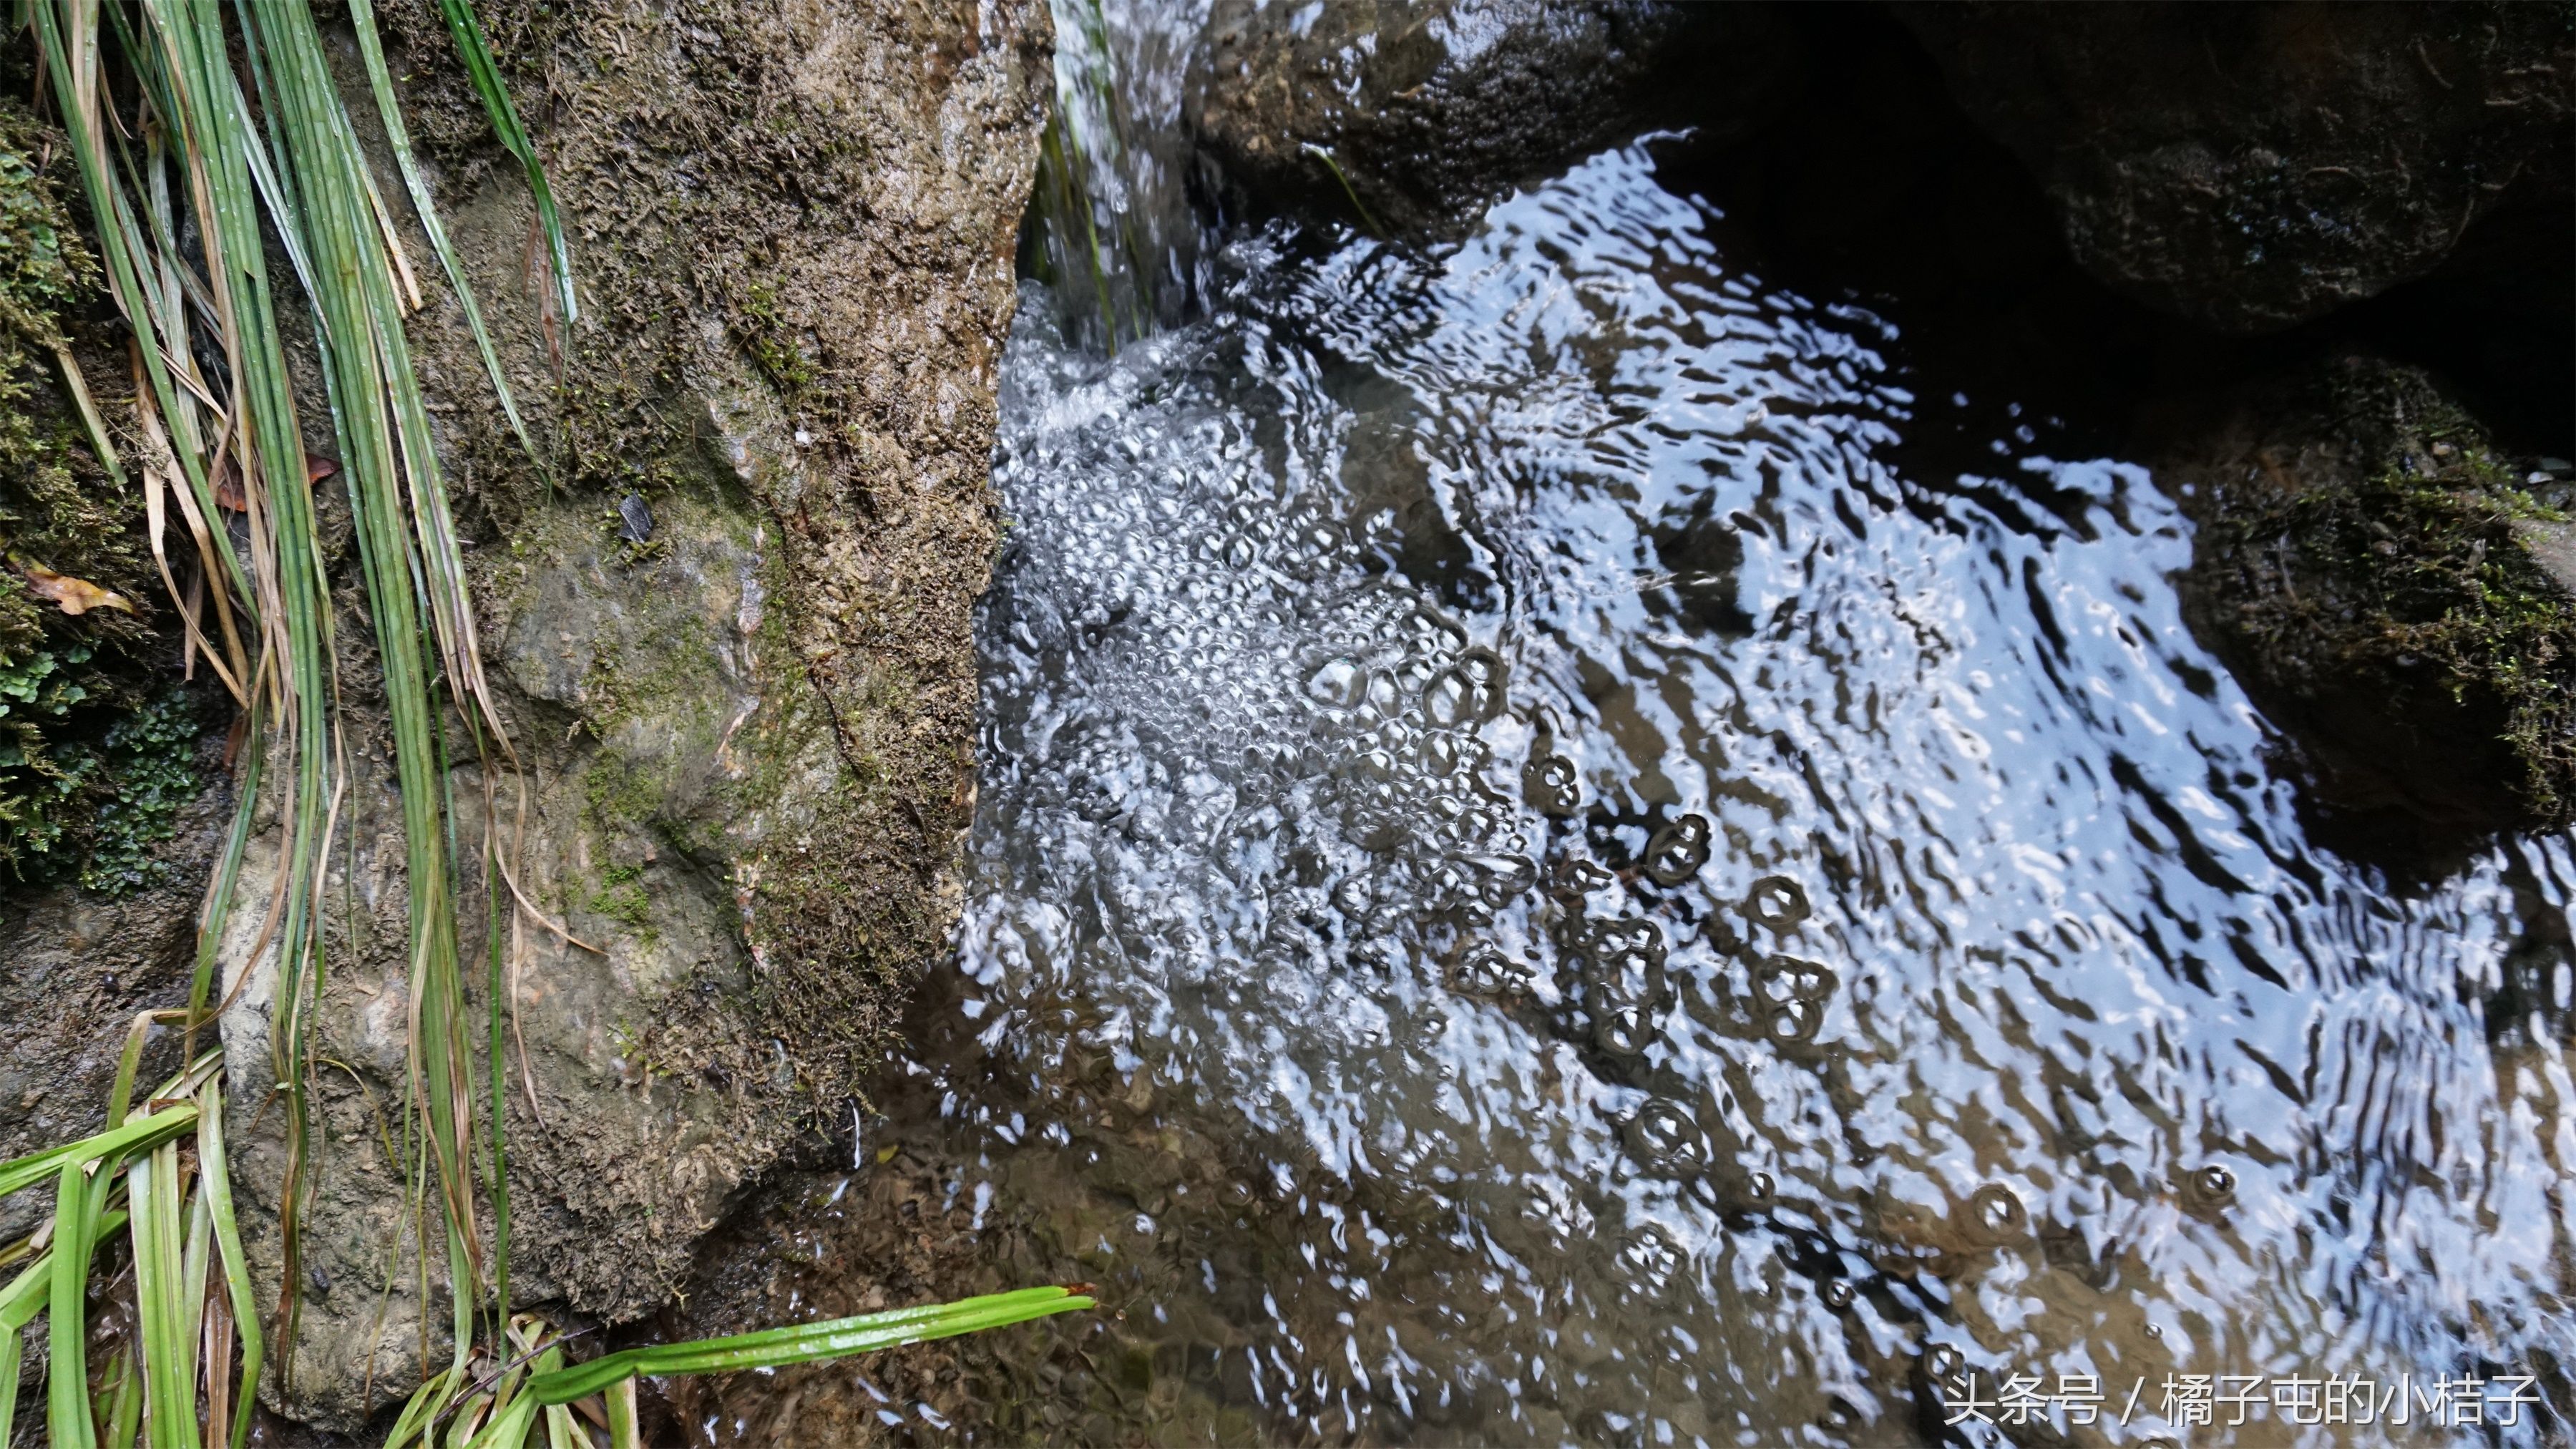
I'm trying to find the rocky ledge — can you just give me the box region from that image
[2167,358,2575,831]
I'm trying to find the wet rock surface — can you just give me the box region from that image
[182,0,1053,1429]
[2167,356,2576,831]
[1896,1,2576,334]
[0,758,228,1241]
[0,90,231,1254]
[1188,0,1796,239]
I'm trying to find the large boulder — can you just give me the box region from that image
[1896,2,2576,333]
[2166,356,2576,830]
[1188,0,1797,239]
[181,0,1053,1428]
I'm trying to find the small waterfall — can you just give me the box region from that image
[1026,0,1215,350]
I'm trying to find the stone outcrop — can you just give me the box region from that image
[1896,1,2575,333]
[2166,357,2575,829]
[154,0,1053,1428]
[1188,0,1797,239]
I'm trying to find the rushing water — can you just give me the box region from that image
[666,27,2576,1442]
[675,134,2576,1445]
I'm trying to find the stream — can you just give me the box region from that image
[675,9,2576,1446]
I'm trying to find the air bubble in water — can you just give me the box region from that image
[1307,657,1367,708]
[1766,1000,1820,1044]
[1619,1224,1682,1285]
[1589,916,1667,967]
[1755,955,1838,1003]
[1551,857,1617,897]
[2180,1162,2239,1219]
[1626,1099,1707,1171]
[1523,753,1581,816]
[1468,854,1538,904]
[1745,874,1811,932]
[1962,1184,2028,1245]
[1594,1003,1659,1055]
[1424,648,1508,728]
[1643,814,1712,886]
[1449,947,1529,997]
[1361,669,1401,719]
[1416,733,1462,775]
[1332,874,1380,922]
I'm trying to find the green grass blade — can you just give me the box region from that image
[1299,142,1385,239]
[47,340,127,487]
[48,1159,98,1449]
[542,1397,580,1449]
[0,1284,19,1448]
[185,699,265,1052]
[243,0,493,1370]
[431,0,575,326]
[0,1211,129,1332]
[196,1082,262,1449]
[0,1106,200,1202]
[528,1330,577,1449]
[527,1287,1096,1405]
[130,1143,195,1449]
[182,1183,213,1400]
[29,0,257,619]
[150,0,351,1375]
[105,1012,158,1129]
[346,0,548,482]
[604,1378,638,1449]
[464,1390,535,1449]
[382,1366,459,1449]
[98,1345,142,1449]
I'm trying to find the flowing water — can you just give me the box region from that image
[683,21,2576,1449]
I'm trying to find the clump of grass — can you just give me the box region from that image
[0,96,184,891]
[0,1038,1095,1448]
[12,0,1090,1436]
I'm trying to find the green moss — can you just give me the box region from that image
[0,98,193,890]
[582,753,662,835]
[2199,358,2576,824]
[738,280,819,398]
[79,688,203,894]
[587,860,652,931]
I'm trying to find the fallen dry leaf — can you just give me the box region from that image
[210,454,337,512]
[22,565,137,616]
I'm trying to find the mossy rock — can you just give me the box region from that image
[2174,356,2575,829]
[190,0,1053,1429]
[0,96,203,891]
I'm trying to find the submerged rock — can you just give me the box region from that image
[1188,0,1796,238]
[1898,2,2575,333]
[2168,357,2575,829]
